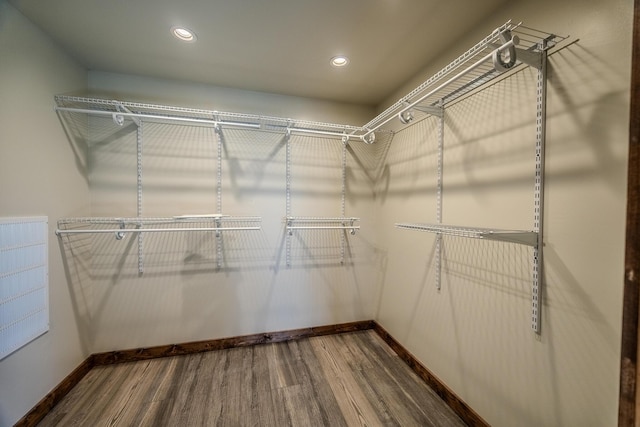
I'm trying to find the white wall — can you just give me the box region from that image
[375,1,631,426]
[0,1,89,425]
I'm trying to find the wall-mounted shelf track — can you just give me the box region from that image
[284,132,359,267]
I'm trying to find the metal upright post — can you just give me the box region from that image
[532,43,548,334]
[214,124,223,269]
[435,103,444,290]
[285,130,292,267]
[340,135,348,265]
[137,121,144,274]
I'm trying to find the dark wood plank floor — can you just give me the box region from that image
[37,330,465,426]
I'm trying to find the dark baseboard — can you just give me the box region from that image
[14,356,94,427]
[16,319,485,427]
[372,322,489,427]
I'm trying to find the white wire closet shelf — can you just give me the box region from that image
[285,217,360,234]
[361,21,566,138]
[54,96,367,141]
[55,216,262,238]
[385,20,565,335]
[395,223,537,247]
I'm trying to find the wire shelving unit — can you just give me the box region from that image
[388,21,566,335]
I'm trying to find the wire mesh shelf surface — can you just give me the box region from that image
[285,217,360,232]
[395,223,538,247]
[56,216,262,237]
[54,95,365,140]
[362,21,567,133]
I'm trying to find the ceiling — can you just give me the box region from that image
[9,0,510,106]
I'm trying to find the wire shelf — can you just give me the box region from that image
[362,20,567,135]
[395,223,538,247]
[54,95,365,140]
[56,216,262,237]
[285,217,360,232]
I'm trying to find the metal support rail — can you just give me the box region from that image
[287,127,356,139]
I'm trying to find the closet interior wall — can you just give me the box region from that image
[0,1,89,426]
[374,1,631,426]
[56,84,382,353]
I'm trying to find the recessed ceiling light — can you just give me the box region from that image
[171,26,197,42]
[330,56,349,67]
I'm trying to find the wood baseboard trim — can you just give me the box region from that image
[92,320,376,366]
[372,321,489,427]
[14,356,95,427]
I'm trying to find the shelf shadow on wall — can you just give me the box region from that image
[546,44,628,191]
[285,229,355,269]
[346,131,395,201]
[56,231,93,355]
[56,223,278,333]
[440,236,540,424]
[55,109,91,184]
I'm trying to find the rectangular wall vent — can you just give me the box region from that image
[0,217,49,360]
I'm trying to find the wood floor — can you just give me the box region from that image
[37,330,465,426]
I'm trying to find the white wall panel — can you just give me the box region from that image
[0,217,49,360]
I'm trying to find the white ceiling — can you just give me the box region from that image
[9,0,510,106]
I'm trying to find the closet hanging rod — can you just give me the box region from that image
[360,37,518,141]
[55,96,372,143]
[57,216,262,225]
[286,217,359,222]
[54,106,262,129]
[55,226,261,236]
[286,226,361,230]
[287,127,358,140]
